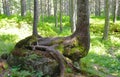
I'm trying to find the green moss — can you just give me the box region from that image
[15,35,38,48]
[56,44,64,53]
[52,37,64,45]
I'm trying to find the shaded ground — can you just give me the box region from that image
[0,60,117,77]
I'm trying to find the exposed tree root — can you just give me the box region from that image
[10,35,88,77]
[28,44,81,77]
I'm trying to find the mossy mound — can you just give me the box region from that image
[4,35,87,77]
[6,36,60,77]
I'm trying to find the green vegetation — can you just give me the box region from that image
[0,14,120,77]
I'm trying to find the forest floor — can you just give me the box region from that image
[0,15,120,77]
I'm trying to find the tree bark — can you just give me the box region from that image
[60,0,63,32]
[53,0,58,27]
[0,0,1,14]
[21,0,26,16]
[103,0,110,40]
[73,0,90,56]
[47,0,51,16]
[40,0,44,23]
[95,0,101,16]
[69,0,77,33]
[113,0,118,23]
[33,0,39,36]
[117,0,120,17]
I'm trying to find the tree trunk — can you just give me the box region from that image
[2,0,10,16]
[70,0,77,33]
[98,0,101,16]
[103,0,110,40]
[21,0,26,16]
[113,0,118,23]
[95,0,101,16]
[69,0,74,32]
[60,0,63,32]
[117,0,120,17]
[33,0,39,36]
[72,0,90,56]
[53,0,58,27]
[40,0,44,23]
[0,0,1,14]
[44,0,47,15]
[64,0,69,15]
[47,0,50,16]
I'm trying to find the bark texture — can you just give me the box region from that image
[103,0,110,40]
[33,0,39,36]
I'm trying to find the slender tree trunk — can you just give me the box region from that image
[2,0,10,16]
[47,0,50,16]
[69,0,74,32]
[53,0,58,27]
[2,0,6,14]
[98,0,101,16]
[73,0,77,32]
[27,0,31,13]
[33,0,39,36]
[60,0,63,32]
[103,0,110,40]
[21,0,26,16]
[9,0,13,15]
[40,0,44,23]
[89,0,94,15]
[95,0,101,16]
[113,0,118,23]
[64,0,69,15]
[70,0,77,32]
[44,0,47,15]
[5,0,10,16]
[0,0,1,14]
[117,0,120,17]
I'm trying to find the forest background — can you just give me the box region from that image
[0,0,120,77]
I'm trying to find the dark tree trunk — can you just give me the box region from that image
[33,0,39,36]
[73,0,90,53]
[62,0,90,63]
